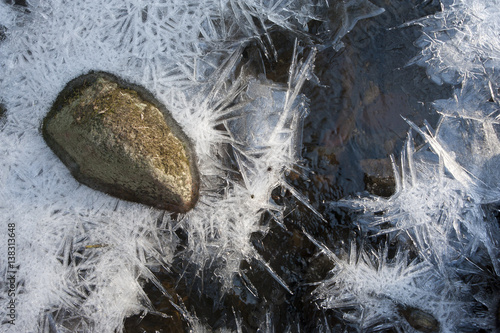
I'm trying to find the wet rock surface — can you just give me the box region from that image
[42,72,199,213]
[300,0,453,202]
[361,158,395,197]
[399,306,440,333]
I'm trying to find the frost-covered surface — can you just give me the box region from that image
[409,0,500,86]
[307,233,471,332]
[318,0,500,331]
[328,133,500,330]
[178,50,317,294]
[2,0,498,332]
[0,0,384,332]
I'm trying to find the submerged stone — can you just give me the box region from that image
[42,72,199,213]
[399,306,440,333]
[360,158,396,198]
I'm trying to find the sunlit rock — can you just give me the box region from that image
[42,72,199,213]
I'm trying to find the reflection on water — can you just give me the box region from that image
[125,1,455,332]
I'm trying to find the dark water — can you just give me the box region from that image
[125,1,454,332]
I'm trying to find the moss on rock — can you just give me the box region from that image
[42,71,199,213]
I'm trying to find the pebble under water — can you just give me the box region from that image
[124,1,459,332]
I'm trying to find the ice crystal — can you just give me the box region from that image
[306,230,477,332]
[325,0,500,330]
[336,127,500,274]
[330,124,499,331]
[0,0,384,331]
[179,43,316,294]
[409,0,500,85]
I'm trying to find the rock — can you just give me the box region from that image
[360,158,395,197]
[42,72,199,213]
[399,306,440,333]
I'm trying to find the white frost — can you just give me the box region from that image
[0,0,382,331]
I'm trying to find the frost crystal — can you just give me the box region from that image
[0,0,383,331]
[330,123,500,330]
[409,0,500,86]
[5,0,498,332]
[307,233,468,332]
[179,43,316,294]
[325,0,500,330]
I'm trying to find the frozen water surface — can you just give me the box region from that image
[0,0,499,332]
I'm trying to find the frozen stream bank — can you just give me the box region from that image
[0,0,499,332]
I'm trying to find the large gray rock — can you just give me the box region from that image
[42,72,199,213]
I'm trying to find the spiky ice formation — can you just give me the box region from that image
[306,232,473,332]
[329,125,500,331]
[179,44,316,293]
[319,0,500,330]
[0,0,385,331]
[409,0,500,86]
[336,127,500,273]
